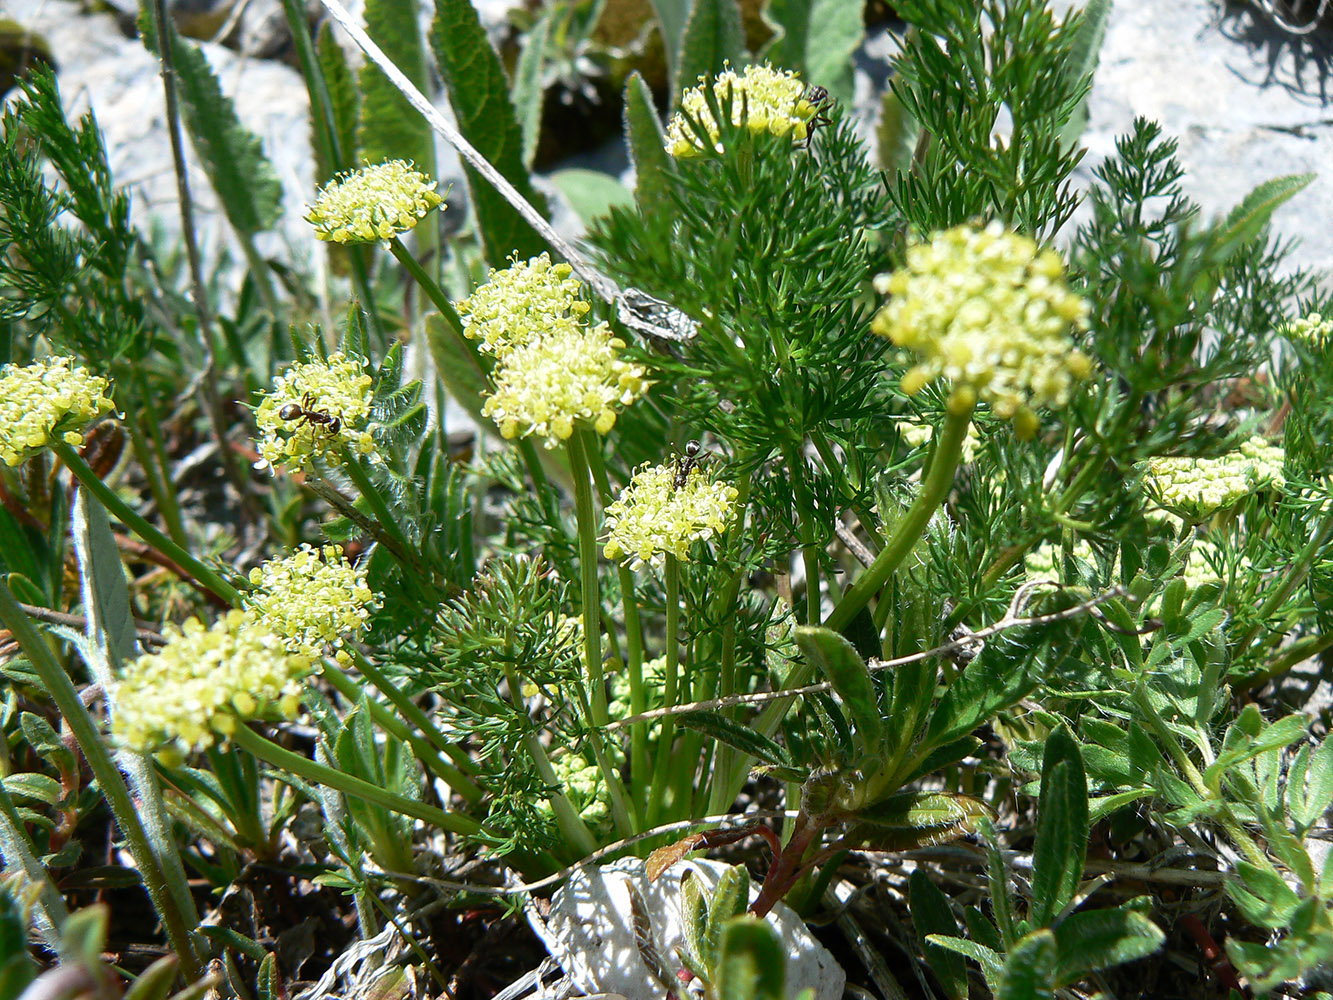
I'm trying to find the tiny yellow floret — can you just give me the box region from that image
[306,160,443,245]
[245,544,378,662]
[112,610,314,756]
[253,353,376,472]
[665,63,820,158]
[872,222,1092,433]
[0,358,114,466]
[456,252,590,359]
[602,460,738,570]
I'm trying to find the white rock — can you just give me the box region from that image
[530,857,845,1000]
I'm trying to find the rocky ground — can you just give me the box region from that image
[0,0,1329,285]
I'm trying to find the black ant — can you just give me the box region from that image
[802,85,833,149]
[673,440,703,490]
[279,393,341,437]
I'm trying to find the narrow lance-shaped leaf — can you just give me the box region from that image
[138,9,282,236]
[1029,726,1089,929]
[649,0,695,98]
[910,870,968,1000]
[511,10,551,170]
[430,0,549,265]
[675,0,744,103]
[678,711,793,769]
[314,21,359,184]
[1211,173,1314,262]
[623,71,672,214]
[1057,0,1111,154]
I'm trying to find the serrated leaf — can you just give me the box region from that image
[511,11,551,169]
[1030,727,1088,928]
[1052,907,1164,984]
[794,626,883,753]
[314,21,359,182]
[549,168,634,227]
[998,929,1058,1000]
[1212,173,1315,261]
[715,917,787,1000]
[359,0,433,171]
[677,711,792,768]
[430,0,548,264]
[139,9,282,236]
[762,0,861,106]
[624,72,672,214]
[910,871,967,1000]
[676,0,744,103]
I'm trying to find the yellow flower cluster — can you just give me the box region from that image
[537,753,611,831]
[602,460,738,569]
[113,610,313,757]
[482,324,648,446]
[872,222,1092,438]
[457,253,590,357]
[666,63,821,158]
[253,353,376,472]
[305,160,444,245]
[1281,311,1332,345]
[1145,437,1285,518]
[245,544,377,663]
[0,357,115,466]
[459,255,649,448]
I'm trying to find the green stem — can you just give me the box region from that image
[567,431,608,726]
[125,373,187,547]
[825,404,974,634]
[339,454,430,578]
[646,555,682,828]
[280,0,388,351]
[229,724,481,836]
[499,663,600,858]
[323,657,483,803]
[52,440,239,605]
[389,237,466,334]
[785,445,823,626]
[345,648,481,779]
[0,581,205,980]
[586,446,648,813]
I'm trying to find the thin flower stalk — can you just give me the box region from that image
[646,554,683,829]
[0,581,205,981]
[229,724,481,836]
[51,440,240,605]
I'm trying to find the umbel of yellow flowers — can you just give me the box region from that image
[0,357,114,467]
[252,353,377,473]
[665,63,824,158]
[603,460,738,570]
[873,222,1093,439]
[456,253,649,448]
[305,160,444,245]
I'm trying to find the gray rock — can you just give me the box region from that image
[1058,0,1333,278]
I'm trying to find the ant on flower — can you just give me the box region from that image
[279,393,341,438]
[673,440,704,490]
